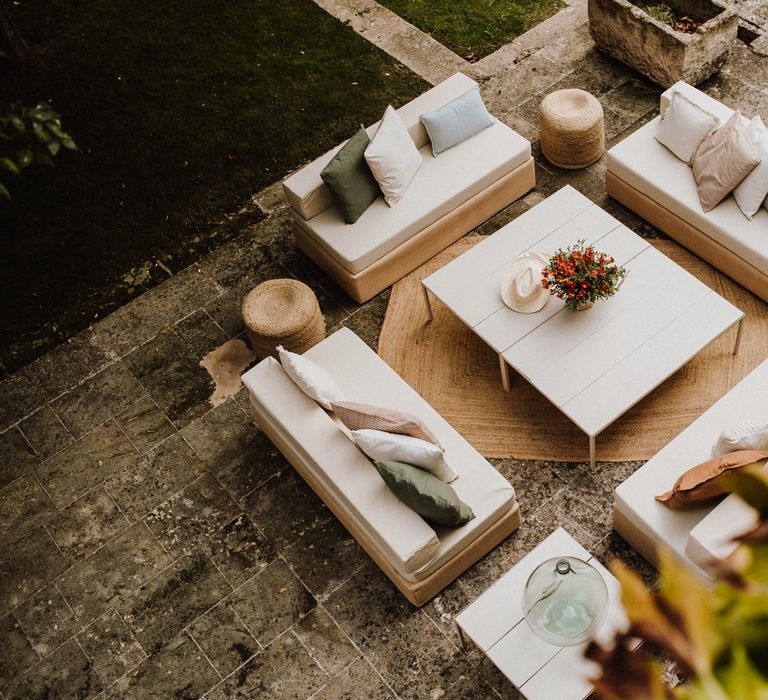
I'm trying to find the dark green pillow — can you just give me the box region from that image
[374,460,475,527]
[320,126,381,224]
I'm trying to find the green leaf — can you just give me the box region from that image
[11,116,24,133]
[47,141,60,156]
[62,137,77,150]
[0,157,19,174]
[658,547,718,670]
[720,594,768,651]
[0,182,10,200]
[715,644,768,700]
[32,103,55,120]
[46,122,65,138]
[723,466,768,516]
[32,122,50,143]
[16,149,33,169]
[612,558,699,673]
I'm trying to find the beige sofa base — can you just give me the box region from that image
[257,408,522,607]
[294,156,536,304]
[606,170,768,303]
[612,506,660,571]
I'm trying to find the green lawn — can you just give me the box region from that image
[377,0,565,60]
[0,0,427,374]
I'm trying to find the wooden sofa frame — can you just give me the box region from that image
[250,396,522,607]
[293,157,536,304]
[606,170,768,303]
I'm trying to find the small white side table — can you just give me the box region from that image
[454,528,640,700]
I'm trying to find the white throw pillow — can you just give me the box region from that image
[733,116,768,219]
[712,416,768,456]
[364,105,422,207]
[277,345,344,410]
[351,428,457,483]
[655,91,719,165]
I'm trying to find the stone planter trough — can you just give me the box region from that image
[588,0,739,88]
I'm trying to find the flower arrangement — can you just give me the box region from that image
[541,240,627,311]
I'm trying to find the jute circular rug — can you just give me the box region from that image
[378,237,768,462]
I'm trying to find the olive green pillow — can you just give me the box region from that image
[374,460,474,527]
[320,126,381,224]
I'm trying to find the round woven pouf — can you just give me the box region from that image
[242,279,326,358]
[539,89,605,170]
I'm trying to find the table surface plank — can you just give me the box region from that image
[421,186,744,437]
[454,527,636,700]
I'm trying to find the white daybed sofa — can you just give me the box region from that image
[282,73,535,304]
[607,81,768,303]
[241,328,521,606]
[614,358,768,582]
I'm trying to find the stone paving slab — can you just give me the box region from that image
[313,0,470,85]
[1,2,767,697]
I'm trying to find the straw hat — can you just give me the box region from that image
[500,252,550,313]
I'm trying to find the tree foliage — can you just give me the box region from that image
[587,465,768,699]
[0,101,76,200]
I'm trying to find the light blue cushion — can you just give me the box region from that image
[420,88,495,156]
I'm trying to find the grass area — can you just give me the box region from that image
[0,0,427,374]
[377,0,566,60]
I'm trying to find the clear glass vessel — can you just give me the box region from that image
[522,556,609,647]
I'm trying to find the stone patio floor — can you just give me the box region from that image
[1,2,767,698]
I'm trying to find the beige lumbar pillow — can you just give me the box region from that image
[656,449,768,510]
[692,110,762,212]
[330,400,444,449]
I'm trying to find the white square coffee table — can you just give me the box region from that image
[421,186,744,467]
[454,528,639,700]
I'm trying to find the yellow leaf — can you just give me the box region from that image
[611,559,698,673]
[657,547,718,673]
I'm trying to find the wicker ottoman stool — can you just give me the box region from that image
[539,89,605,169]
[242,279,326,358]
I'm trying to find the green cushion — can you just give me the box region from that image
[320,126,381,224]
[374,460,475,527]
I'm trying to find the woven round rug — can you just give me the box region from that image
[378,237,768,462]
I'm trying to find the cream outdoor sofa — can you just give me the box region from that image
[241,328,521,606]
[282,73,536,304]
[614,358,768,583]
[607,81,768,303]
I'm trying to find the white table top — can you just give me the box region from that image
[454,528,637,700]
[422,186,744,437]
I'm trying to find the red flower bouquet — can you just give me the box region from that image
[541,240,627,311]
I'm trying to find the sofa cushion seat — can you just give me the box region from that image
[608,117,768,277]
[296,121,532,275]
[614,358,768,581]
[686,489,760,570]
[242,328,517,583]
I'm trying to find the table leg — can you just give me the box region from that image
[422,284,433,323]
[589,434,596,469]
[499,354,511,392]
[733,318,744,355]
